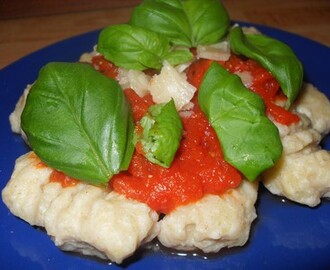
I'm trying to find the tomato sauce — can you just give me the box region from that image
[91,55,118,79]
[125,89,154,122]
[110,90,242,214]
[28,152,47,168]
[51,53,298,214]
[49,170,79,187]
[28,152,78,187]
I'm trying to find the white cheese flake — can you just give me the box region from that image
[117,68,151,97]
[235,71,253,88]
[148,61,196,111]
[197,41,230,61]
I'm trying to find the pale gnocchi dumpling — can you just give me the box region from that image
[263,83,330,206]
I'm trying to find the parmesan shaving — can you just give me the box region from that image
[148,61,196,111]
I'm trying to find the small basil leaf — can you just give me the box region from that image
[130,0,192,47]
[97,24,193,70]
[182,0,230,45]
[229,26,303,107]
[97,24,168,70]
[198,62,282,181]
[165,49,194,66]
[130,0,229,47]
[21,62,134,185]
[135,99,183,168]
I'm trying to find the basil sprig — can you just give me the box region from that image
[229,26,303,107]
[21,62,134,185]
[97,0,230,70]
[130,0,230,47]
[97,24,193,70]
[198,62,282,181]
[134,99,183,168]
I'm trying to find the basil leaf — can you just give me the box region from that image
[130,0,192,47]
[21,62,134,185]
[97,24,193,70]
[135,99,183,168]
[229,26,303,107]
[130,0,229,47]
[198,62,282,181]
[182,0,230,45]
[165,49,194,67]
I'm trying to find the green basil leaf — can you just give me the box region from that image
[182,0,230,45]
[135,99,183,168]
[198,62,282,181]
[21,62,134,185]
[229,26,303,107]
[130,0,229,47]
[97,24,168,70]
[130,0,192,47]
[97,24,193,70]
[165,49,194,67]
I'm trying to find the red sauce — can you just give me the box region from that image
[110,93,242,214]
[186,55,300,125]
[50,54,300,214]
[91,55,118,79]
[50,170,79,187]
[28,152,47,168]
[124,88,154,122]
[266,101,300,125]
[28,152,78,187]
[186,58,212,90]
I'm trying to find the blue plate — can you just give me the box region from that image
[1,23,330,270]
